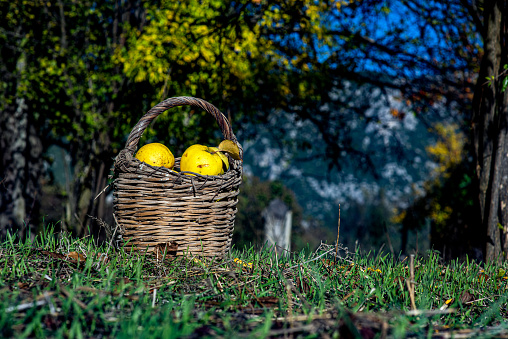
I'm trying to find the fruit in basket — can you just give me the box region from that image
[180,144,223,176]
[135,143,175,169]
[209,146,229,174]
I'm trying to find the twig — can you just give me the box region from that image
[6,299,47,313]
[94,183,110,201]
[406,308,456,316]
[109,214,121,249]
[383,222,395,257]
[286,282,293,324]
[335,204,341,264]
[44,292,57,315]
[152,288,157,308]
[5,291,56,313]
[285,278,311,310]
[284,247,335,272]
[408,254,416,311]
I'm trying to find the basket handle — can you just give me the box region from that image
[123,96,241,158]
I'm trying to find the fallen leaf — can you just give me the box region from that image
[478,272,489,283]
[459,291,474,304]
[17,282,30,290]
[67,251,86,262]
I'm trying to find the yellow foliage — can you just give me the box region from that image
[425,123,465,178]
[113,0,341,102]
[430,202,453,228]
[391,209,406,224]
[392,124,465,227]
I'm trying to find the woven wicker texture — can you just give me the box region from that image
[113,97,242,257]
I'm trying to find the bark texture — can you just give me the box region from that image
[473,0,508,261]
[0,98,43,238]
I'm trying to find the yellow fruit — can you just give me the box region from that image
[180,144,223,176]
[209,146,229,174]
[135,143,175,169]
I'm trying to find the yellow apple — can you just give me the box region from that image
[209,146,229,174]
[135,143,175,169]
[180,144,223,176]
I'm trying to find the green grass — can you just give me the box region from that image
[1,227,508,338]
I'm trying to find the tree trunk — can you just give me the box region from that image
[0,54,44,239]
[0,97,29,237]
[472,0,508,262]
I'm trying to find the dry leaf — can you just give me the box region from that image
[218,140,241,160]
[478,272,489,283]
[459,291,474,304]
[67,251,86,262]
[17,282,30,290]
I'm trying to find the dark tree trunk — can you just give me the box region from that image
[0,97,29,237]
[0,56,44,238]
[472,0,508,262]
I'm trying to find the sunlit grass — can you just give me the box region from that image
[0,226,507,338]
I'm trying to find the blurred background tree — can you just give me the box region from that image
[392,124,479,260]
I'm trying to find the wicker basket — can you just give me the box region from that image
[112,96,242,258]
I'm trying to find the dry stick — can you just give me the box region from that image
[94,183,110,201]
[276,313,333,323]
[284,247,335,272]
[286,282,293,324]
[285,278,311,310]
[152,288,157,308]
[416,230,419,256]
[335,204,341,263]
[406,308,456,316]
[5,291,56,313]
[383,222,395,257]
[111,213,123,247]
[408,254,417,311]
[6,299,47,313]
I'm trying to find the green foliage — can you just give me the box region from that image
[485,65,508,92]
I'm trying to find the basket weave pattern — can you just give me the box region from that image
[113,97,242,257]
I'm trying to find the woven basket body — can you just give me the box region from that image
[113,97,242,258]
